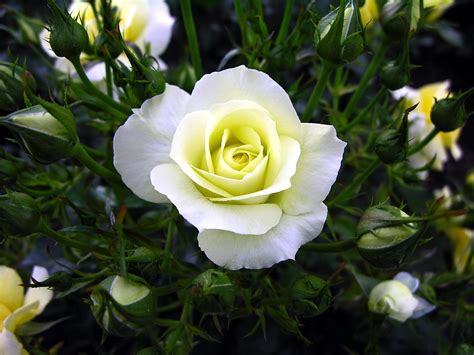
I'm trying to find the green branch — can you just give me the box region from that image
[302,239,357,253]
[303,61,334,122]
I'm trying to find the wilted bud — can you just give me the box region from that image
[0,62,36,112]
[191,269,234,314]
[91,275,155,337]
[375,104,411,163]
[431,88,473,132]
[357,205,419,268]
[0,105,76,164]
[380,0,422,40]
[316,0,365,65]
[47,0,89,58]
[0,192,41,237]
[368,272,435,322]
[289,275,331,317]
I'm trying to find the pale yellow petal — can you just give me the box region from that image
[0,266,24,313]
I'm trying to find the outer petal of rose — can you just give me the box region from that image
[23,266,53,316]
[150,163,282,235]
[0,328,27,355]
[197,203,328,270]
[273,123,346,215]
[3,302,39,333]
[113,85,190,203]
[0,266,24,313]
[137,0,175,57]
[186,66,302,140]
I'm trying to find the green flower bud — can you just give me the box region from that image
[380,40,411,90]
[380,0,422,40]
[357,205,418,268]
[375,104,410,163]
[0,105,76,164]
[47,0,89,58]
[431,88,473,132]
[191,269,235,314]
[465,170,474,199]
[316,0,365,65]
[289,275,331,317]
[0,62,36,112]
[0,192,41,237]
[91,275,155,337]
[93,27,124,60]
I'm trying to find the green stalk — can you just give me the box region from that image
[275,0,294,45]
[105,61,113,98]
[233,0,248,48]
[68,56,130,116]
[302,238,357,253]
[180,0,202,80]
[72,143,121,184]
[343,43,388,119]
[329,158,381,207]
[39,222,109,256]
[340,88,386,133]
[407,127,440,156]
[302,61,334,122]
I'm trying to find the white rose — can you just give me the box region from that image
[113,66,346,270]
[368,272,435,322]
[391,81,462,175]
[40,0,174,77]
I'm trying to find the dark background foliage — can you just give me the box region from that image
[0,0,473,354]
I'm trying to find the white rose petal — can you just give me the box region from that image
[113,85,190,203]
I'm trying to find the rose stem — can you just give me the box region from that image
[180,0,203,80]
[302,60,334,122]
[302,239,357,253]
[342,42,388,120]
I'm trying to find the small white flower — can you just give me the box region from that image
[113,66,346,270]
[368,272,435,322]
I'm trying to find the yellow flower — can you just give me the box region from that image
[392,81,462,172]
[361,0,454,28]
[360,0,379,29]
[444,227,474,273]
[0,266,53,355]
[424,0,454,22]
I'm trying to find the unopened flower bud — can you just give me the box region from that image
[0,62,36,111]
[380,40,411,90]
[357,205,418,268]
[431,88,473,132]
[91,275,155,337]
[380,0,422,40]
[375,104,410,163]
[47,0,89,58]
[289,275,331,317]
[368,272,435,321]
[191,269,234,314]
[316,0,365,65]
[0,192,41,237]
[0,105,76,164]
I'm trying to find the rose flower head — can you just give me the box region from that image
[113,66,346,270]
